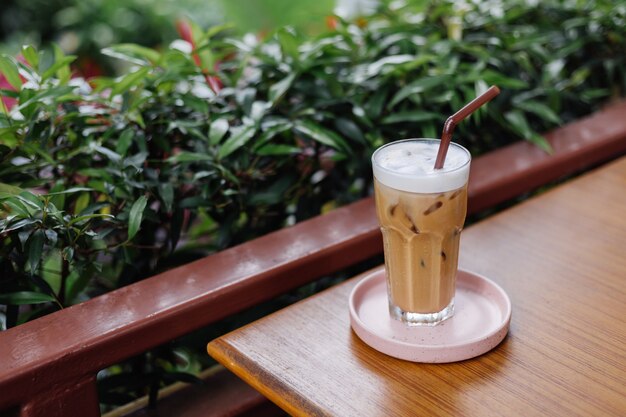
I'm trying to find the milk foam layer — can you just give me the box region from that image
[372,139,471,193]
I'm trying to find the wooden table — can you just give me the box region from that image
[208,157,626,416]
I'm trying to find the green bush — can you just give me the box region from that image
[1,0,624,407]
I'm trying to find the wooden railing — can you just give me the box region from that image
[1,100,626,417]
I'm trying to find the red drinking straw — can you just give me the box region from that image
[434,85,501,169]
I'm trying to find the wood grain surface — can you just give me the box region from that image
[208,157,626,417]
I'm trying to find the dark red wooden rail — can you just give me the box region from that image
[1,100,626,417]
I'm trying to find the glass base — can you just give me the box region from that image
[389,299,455,326]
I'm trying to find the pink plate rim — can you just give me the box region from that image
[349,267,512,363]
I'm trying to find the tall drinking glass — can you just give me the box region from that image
[372,139,471,325]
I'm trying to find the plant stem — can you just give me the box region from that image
[59,258,69,305]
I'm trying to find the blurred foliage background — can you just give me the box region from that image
[0,0,334,58]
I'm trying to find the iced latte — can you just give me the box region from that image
[372,139,471,325]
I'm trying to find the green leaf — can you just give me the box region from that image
[294,120,350,152]
[568,67,590,88]
[0,112,13,127]
[218,124,257,158]
[52,44,72,83]
[17,191,44,210]
[159,183,174,212]
[41,56,77,81]
[388,75,451,108]
[28,229,45,273]
[16,85,74,112]
[0,55,22,90]
[77,202,108,215]
[46,187,93,196]
[116,129,134,156]
[68,213,114,226]
[334,118,365,144]
[181,94,209,113]
[179,196,210,209]
[18,228,34,247]
[102,44,161,65]
[65,264,97,304]
[111,67,150,97]
[198,48,215,73]
[381,111,440,124]
[529,132,553,154]
[277,28,300,63]
[250,101,271,122]
[33,259,58,291]
[361,55,415,80]
[475,79,489,97]
[1,217,38,234]
[167,152,213,163]
[249,175,295,205]
[209,118,229,145]
[47,182,65,210]
[128,195,148,240]
[62,246,74,262]
[255,144,300,155]
[205,23,234,39]
[504,110,532,138]
[269,73,296,105]
[479,69,528,90]
[90,239,107,251]
[0,291,56,305]
[92,145,122,162]
[44,229,58,246]
[74,193,91,215]
[123,152,148,169]
[255,120,292,148]
[4,198,32,217]
[0,183,23,195]
[41,248,61,291]
[77,169,113,182]
[515,101,561,125]
[22,45,39,69]
[363,89,387,119]
[580,89,609,102]
[504,110,552,153]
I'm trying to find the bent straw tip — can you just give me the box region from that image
[434,84,501,169]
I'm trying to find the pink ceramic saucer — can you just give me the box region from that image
[349,268,511,363]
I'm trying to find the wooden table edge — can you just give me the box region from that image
[207,269,377,417]
[207,335,315,417]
